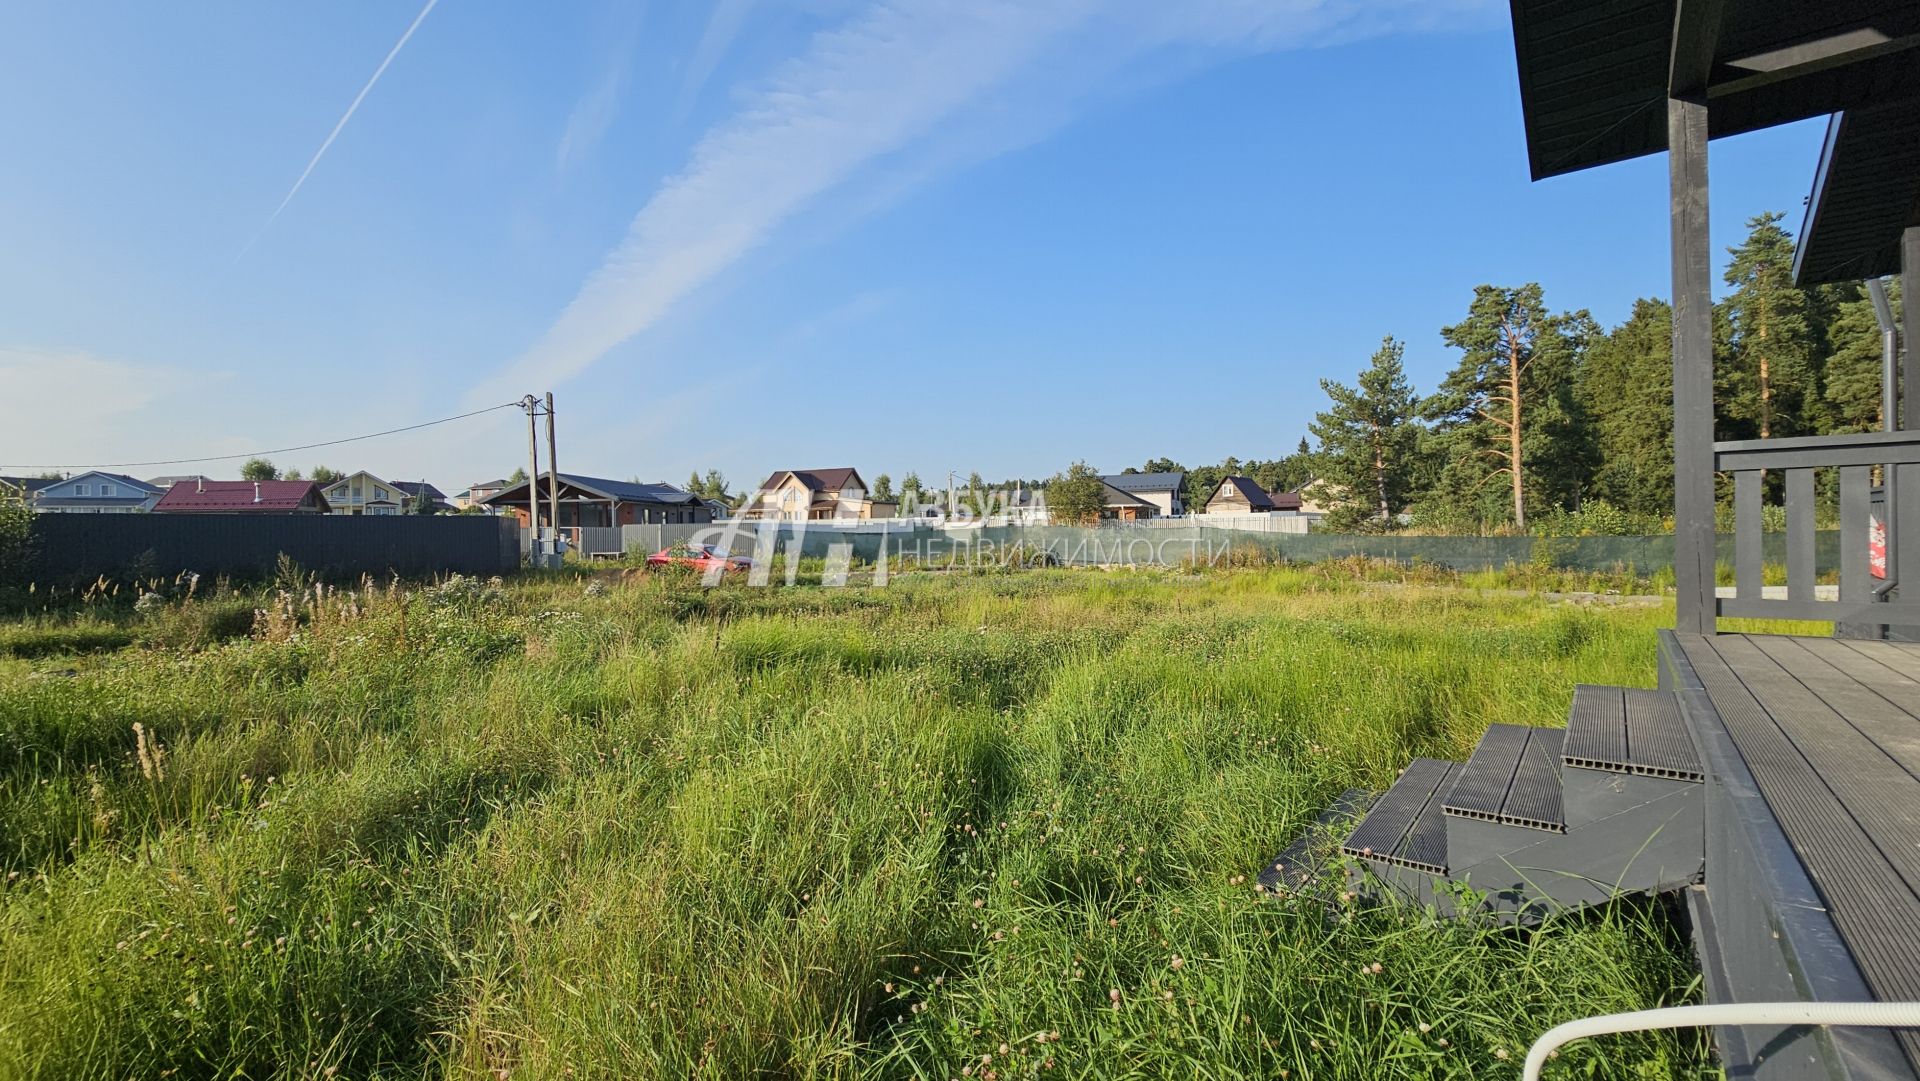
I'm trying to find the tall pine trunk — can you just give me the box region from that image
[1507,329,1526,530]
[1370,421,1389,521]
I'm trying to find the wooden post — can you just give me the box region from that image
[525,396,540,560]
[1669,95,1716,636]
[1904,226,1918,432]
[545,392,560,556]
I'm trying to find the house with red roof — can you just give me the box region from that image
[152,479,331,514]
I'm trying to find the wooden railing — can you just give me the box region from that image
[1714,430,1920,631]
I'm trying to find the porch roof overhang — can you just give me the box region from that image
[1512,0,1920,182]
[1792,102,1920,283]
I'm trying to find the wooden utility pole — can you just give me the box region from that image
[545,392,560,555]
[524,395,541,561]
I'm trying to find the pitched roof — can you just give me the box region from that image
[50,470,161,494]
[154,479,328,512]
[1210,475,1275,511]
[390,480,447,501]
[755,468,863,494]
[1,475,61,495]
[145,474,211,490]
[1100,482,1155,508]
[1103,471,1184,494]
[483,473,700,506]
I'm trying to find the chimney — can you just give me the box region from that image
[196,477,204,494]
[253,481,261,503]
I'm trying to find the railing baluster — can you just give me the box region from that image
[1898,461,1917,593]
[1786,468,1815,603]
[1734,469,1762,604]
[1839,465,1869,604]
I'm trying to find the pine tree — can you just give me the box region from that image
[872,473,894,502]
[1307,336,1422,525]
[1580,298,1674,516]
[1720,212,1821,440]
[1425,284,1589,529]
[1821,280,1900,434]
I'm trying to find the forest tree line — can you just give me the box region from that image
[1100,212,1901,535]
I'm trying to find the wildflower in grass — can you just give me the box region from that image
[1495,1048,1510,1060]
[1169,955,1183,970]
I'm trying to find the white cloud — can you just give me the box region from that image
[477,0,1490,402]
[673,0,758,121]
[556,8,649,174]
[0,348,216,471]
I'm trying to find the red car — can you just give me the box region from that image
[645,544,751,572]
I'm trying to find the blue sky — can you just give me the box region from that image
[0,0,1825,494]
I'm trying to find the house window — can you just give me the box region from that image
[102,483,116,496]
[74,483,89,495]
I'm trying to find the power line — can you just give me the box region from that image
[3,401,524,473]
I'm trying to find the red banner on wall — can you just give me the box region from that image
[1869,513,1888,580]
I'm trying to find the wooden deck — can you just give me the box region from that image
[1669,632,1920,1075]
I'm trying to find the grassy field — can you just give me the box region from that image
[0,564,1719,1079]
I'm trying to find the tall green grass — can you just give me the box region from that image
[0,567,1711,1078]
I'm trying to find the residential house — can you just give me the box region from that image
[482,473,711,528]
[1100,472,1185,518]
[28,471,163,513]
[319,471,416,515]
[1205,475,1308,514]
[145,474,212,491]
[454,478,511,511]
[996,485,1051,525]
[0,476,59,503]
[1099,481,1161,521]
[391,481,451,514]
[740,468,897,521]
[153,479,331,514]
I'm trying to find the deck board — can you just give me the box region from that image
[1828,639,1920,715]
[1756,637,1920,781]
[1680,633,1920,1069]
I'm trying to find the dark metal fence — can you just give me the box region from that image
[25,514,521,585]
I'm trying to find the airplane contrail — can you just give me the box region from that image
[236,0,441,261]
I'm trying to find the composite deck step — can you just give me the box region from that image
[1563,685,1703,782]
[1443,724,1565,831]
[1341,758,1458,874]
[1257,788,1371,894]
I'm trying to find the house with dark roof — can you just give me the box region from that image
[27,471,163,513]
[1097,481,1160,521]
[0,476,60,503]
[1099,472,1185,518]
[481,473,710,528]
[740,468,896,521]
[1202,475,1276,514]
[391,481,451,514]
[153,479,331,514]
